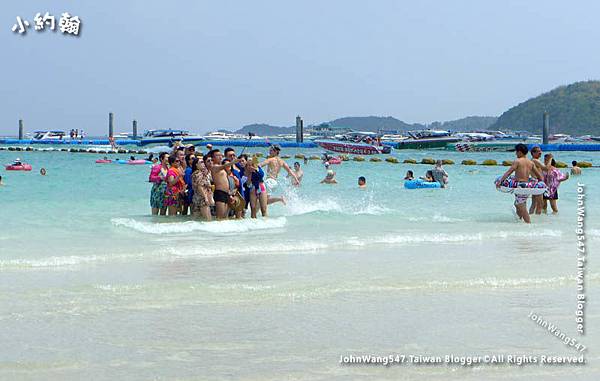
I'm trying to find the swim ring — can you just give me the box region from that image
[127,160,151,165]
[95,159,112,164]
[404,179,441,189]
[327,157,342,165]
[5,164,32,171]
[495,176,547,195]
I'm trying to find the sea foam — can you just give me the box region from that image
[111,217,287,234]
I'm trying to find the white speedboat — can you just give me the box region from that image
[380,134,409,143]
[32,130,66,141]
[202,131,245,140]
[139,129,205,147]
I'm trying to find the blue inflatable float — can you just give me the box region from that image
[404,179,441,189]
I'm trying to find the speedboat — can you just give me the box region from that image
[32,130,66,141]
[549,134,571,142]
[113,132,134,140]
[315,132,391,155]
[139,129,204,147]
[394,130,461,149]
[202,131,246,140]
[380,134,409,143]
[454,132,496,142]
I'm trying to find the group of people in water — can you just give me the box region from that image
[149,144,305,220]
[497,143,581,223]
[148,144,375,220]
[145,142,584,223]
[403,160,450,188]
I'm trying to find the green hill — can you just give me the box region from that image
[491,80,600,135]
[328,116,425,131]
[234,123,294,135]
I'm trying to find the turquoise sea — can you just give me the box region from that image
[1,147,599,380]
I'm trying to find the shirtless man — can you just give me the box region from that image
[259,145,299,185]
[571,161,582,175]
[259,145,299,205]
[288,162,303,185]
[207,149,240,220]
[497,143,543,224]
[529,146,547,215]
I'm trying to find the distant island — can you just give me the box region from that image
[221,80,600,137]
[228,115,497,136]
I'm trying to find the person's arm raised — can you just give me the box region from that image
[212,158,240,171]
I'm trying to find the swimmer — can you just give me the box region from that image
[12,158,22,166]
[404,170,414,180]
[259,145,299,185]
[496,143,542,224]
[571,161,582,175]
[358,176,366,188]
[529,146,547,215]
[0,175,4,186]
[432,160,449,188]
[420,170,434,182]
[288,162,303,185]
[40,168,46,176]
[321,170,338,184]
[207,149,240,220]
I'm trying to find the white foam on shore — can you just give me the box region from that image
[111,217,287,234]
[0,252,149,269]
[163,240,329,258]
[408,213,466,223]
[345,229,562,246]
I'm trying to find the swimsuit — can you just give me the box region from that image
[214,189,229,204]
[544,168,566,200]
[514,181,530,205]
[149,165,167,208]
[164,168,185,206]
[184,167,194,204]
[191,166,212,212]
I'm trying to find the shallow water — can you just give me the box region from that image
[1,148,599,380]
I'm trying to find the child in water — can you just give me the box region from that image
[496,143,542,223]
[404,170,414,180]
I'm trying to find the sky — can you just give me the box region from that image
[2,0,600,135]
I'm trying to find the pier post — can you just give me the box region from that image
[296,115,304,143]
[108,112,114,138]
[542,112,549,145]
[132,120,138,139]
[18,119,24,140]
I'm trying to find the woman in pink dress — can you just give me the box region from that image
[543,158,569,214]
